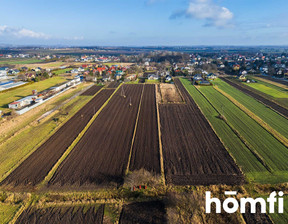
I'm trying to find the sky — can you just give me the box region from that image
[0,0,287,46]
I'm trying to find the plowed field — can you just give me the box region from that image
[1,88,114,187]
[129,84,160,173]
[159,79,244,185]
[49,85,143,187]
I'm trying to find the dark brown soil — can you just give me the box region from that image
[1,89,114,187]
[80,85,102,96]
[221,77,288,118]
[119,201,167,224]
[107,81,120,89]
[15,204,105,224]
[129,84,160,173]
[242,204,273,224]
[48,85,144,188]
[159,78,244,185]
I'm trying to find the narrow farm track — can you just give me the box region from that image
[49,84,144,188]
[159,79,244,185]
[221,78,288,118]
[1,88,115,187]
[129,84,161,173]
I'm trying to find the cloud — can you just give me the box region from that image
[170,0,234,28]
[0,25,49,39]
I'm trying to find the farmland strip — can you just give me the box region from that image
[221,78,288,118]
[159,79,244,185]
[129,84,161,174]
[49,84,144,187]
[1,87,115,187]
[107,81,120,89]
[215,86,288,148]
[80,85,102,96]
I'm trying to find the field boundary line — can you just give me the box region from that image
[125,84,145,175]
[0,87,100,183]
[215,86,288,148]
[9,194,32,224]
[221,77,288,119]
[173,78,186,103]
[190,81,272,173]
[254,76,288,90]
[155,85,166,186]
[38,85,122,189]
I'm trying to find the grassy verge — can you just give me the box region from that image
[0,95,92,183]
[146,79,160,84]
[0,203,21,224]
[180,78,288,184]
[125,79,139,84]
[0,76,66,111]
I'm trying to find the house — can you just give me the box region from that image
[126,74,136,81]
[25,73,35,80]
[239,74,247,81]
[70,69,79,74]
[193,74,202,81]
[239,70,247,75]
[8,96,35,109]
[148,74,159,80]
[206,73,217,80]
[165,75,172,82]
[0,70,7,80]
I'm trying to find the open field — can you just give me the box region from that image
[257,76,288,87]
[119,201,166,224]
[244,79,288,99]
[80,85,102,96]
[129,84,160,173]
[0,203,21,224]
[53,68,73,75]
[0,87,116,187]
[221,78,288,118]
[214,79,288,140]
[49,84,143,188]
[0,58,43,65]
[107,81,121,89]
[180,78,270,183]
[242,204,272,224]
[196,82,288,182]
[253,76,288,90]
[0,76,66,111]
[15,205,105,224]
[15,61,67,69]
[159,79,244,185]
[0,87,93,182]
[159,83,183,103]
